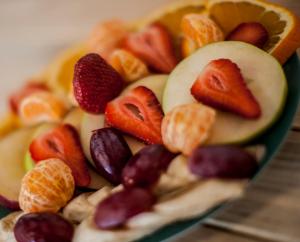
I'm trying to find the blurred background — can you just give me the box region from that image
[0,0,175,113]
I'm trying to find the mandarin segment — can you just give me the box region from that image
[181,14,224,57]
[110,49,149,83]
[162,103,216,155]
[19,159,75,213]
[19,91,68,125]
[88,19,129,61]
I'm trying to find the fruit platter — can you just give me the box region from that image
[0,0,300,241]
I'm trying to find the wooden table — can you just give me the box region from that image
[0,1,299,241]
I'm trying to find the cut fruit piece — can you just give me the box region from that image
[226,22,269,49]
[63,108,84,133]
[181,14,224,57]
[105,86,164,144]
[123,23,178,74]
[0,113,21,138]
[29,124,91,187]
[208,0,300,64]
[24,151,35,172]
[0,127,35,210]
[80,75,167,162]
[133,0,206,55]
[45,44,88,94]
[19,91,68,126]
[163,41,287,144]
[191,58,261,119]
[122,75,168,102]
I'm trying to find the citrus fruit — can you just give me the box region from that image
[19,158,75,213]
[46,44,88,94]
[207,0,300,64]
[19,91,68,125]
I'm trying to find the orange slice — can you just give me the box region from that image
[19,91,68,125]
[19,158,75,213]
[46,44,88,94]
[207,0,300,64]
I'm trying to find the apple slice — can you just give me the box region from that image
[63,108,84,132]
[163,41,287,144]
[80,75,168,162]
[0,127,35,210]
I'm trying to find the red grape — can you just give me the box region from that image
[122,144,176,188]
[14,212,74,242]
[94,188,155,229]
[90,128,132,184]
[189,146,258,179]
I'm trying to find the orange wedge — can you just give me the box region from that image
[46,44,88,94]
[207,0,300,64]
[19,91,68,125]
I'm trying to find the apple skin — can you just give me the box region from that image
[163,41,287,145]
[0,195,20,211]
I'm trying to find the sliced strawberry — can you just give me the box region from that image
[73,53,124,114]
[226,22,269,49]
[29,124,91,187]
[105,86,164,144]
[9,82,48,114]
[191,59,261,119]
[122,23,178,74]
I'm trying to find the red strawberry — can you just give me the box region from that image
[73,53,124,114]
[29,124,91,187]
[105,86,164,144]
[191,59,261,119]
[122,23,178,74]
[226,22,269,49]
[9,82,48,114]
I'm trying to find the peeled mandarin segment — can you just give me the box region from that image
[19,91,68,125]
[88,20,129,61]
[208,0,300,64]
[109,49,149,83]
[162,103,216,156]
[19,158,75,213]
[181,14,224,57]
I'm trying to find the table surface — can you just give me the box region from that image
[0,1,299,242]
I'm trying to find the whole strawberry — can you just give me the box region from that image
[73,53,124,113]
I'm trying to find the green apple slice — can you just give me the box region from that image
[163,41,287,144]
[0,127,35,209]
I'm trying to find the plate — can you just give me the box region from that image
[0,54,299,241]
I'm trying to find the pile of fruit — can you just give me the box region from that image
[0,0,299,241]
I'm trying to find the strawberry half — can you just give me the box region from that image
[226,22,269,49]
[122,23,178,74]
[9,82,48,114]
[29,124,91,187]
[73,53,124,114]
[105,86,164,144]
[191,59,261,119]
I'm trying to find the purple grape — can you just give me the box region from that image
[14,212,74,242]
[94,188,155,229]
[189,146,258,179]
[90,128,132,184]
[122,144,176,188]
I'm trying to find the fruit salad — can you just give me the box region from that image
[0,0,300,241]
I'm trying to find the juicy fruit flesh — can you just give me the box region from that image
[191,58,261,119]
[208,1,287,52]
[163,41,287,144]
[14,212,74,242]
[94,188,155,229]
